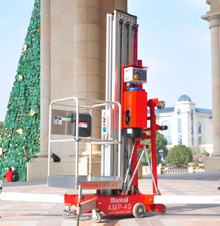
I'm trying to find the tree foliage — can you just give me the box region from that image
[165,145,193,167]
[140,131,168,164]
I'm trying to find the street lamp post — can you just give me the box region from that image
[159,150,163,162]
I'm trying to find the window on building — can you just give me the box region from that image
[198,123,201,134]
[177,109,182,144]
[162,120,172,145]
[191,109,194,145]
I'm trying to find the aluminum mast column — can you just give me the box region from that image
[102,10,138,194]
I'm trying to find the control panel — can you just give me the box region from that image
[124,67,147,84]
[101,110,110,137]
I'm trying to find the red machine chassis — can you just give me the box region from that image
[64,193,165,216]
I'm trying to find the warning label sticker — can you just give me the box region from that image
[79,122,88,128]
[53,116,58,124]
[62,116,71,122]
[58,116,62,125]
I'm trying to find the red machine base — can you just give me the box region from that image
[64,193,166,218]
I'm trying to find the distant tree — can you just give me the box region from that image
[139,131,168,164]
[165,144,193,168]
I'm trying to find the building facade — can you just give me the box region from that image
[156,94,213,154]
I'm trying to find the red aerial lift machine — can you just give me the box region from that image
[48,10,168,223]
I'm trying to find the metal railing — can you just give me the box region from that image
[48,97,122,188]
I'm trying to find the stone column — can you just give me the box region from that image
[28,0,127,180]
[27,0,51,180]
[39,0,51,158]
[202,0,220,170]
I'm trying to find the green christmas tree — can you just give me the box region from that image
[0,0,41,181]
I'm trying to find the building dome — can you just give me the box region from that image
[178,94,192,102]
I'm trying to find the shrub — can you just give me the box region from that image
[165,145,193,168]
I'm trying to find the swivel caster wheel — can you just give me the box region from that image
[91,209,102,223]
[133,203,146,218]
[62,205,76,217]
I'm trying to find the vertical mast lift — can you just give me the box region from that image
[50,10,167,222]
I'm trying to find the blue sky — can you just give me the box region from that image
[128,0,211,110]
[0,0,211,121]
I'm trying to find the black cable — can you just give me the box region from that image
[126,21,130,65]
[133,24,137,64]
[118,19,123,103]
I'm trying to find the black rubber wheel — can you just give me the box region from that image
[160,205,166,214]
[133,203,146,218]
[92,211,102,223]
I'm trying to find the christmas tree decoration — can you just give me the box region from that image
[16,128,24,135]
[18,75,23,82]
[29,109,36,117]
[23,44,27,52]
[0,0,41,182]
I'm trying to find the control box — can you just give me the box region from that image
[122,90,147,129]
[124,67,147,83]
[71,113,91,137]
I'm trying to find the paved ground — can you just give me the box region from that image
[0,172,220,226]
